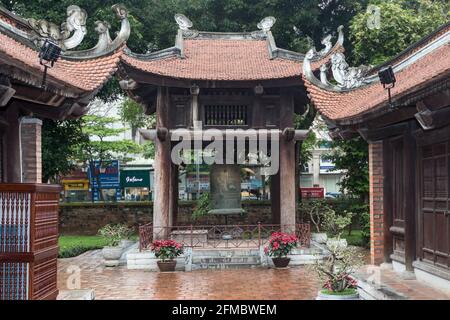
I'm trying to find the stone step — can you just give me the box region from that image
[192,256,260,264]
[191,249,260,257]
[193,262,262,270]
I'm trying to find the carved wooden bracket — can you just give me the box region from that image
[157,127,169,141]
[415,101,450,131]
[0,84,16,107]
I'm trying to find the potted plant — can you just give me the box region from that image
[322,210,353,249]
[264,232,298,268]
[98,224,131,267]
[151,240,184,272]
[311,244,364,300]
[305,200,330,244]
[118,225,135,249]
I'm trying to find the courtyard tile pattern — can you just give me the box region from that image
[58,250,450,300]
[57,250,321,300]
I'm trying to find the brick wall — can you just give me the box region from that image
[21,117,42,183]
[369,142,384,265]
[59,202,273,235]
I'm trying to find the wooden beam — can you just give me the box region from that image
[358,122,409,142]
[415,102,450,131]
[0,84,15,107]
[140,129,308,142]
[363,106,418,130]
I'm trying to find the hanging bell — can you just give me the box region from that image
[208,164,245,215]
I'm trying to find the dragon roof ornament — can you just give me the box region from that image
[257,17,276,32]
[303,36,372,90]
[28,5,87,50]
[295,25,344,60]
[24,4,130,58]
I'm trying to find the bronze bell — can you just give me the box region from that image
[208,164,245,215]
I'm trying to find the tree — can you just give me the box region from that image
[118,98,151,141]
[350,0,449,65]
[75,114,143,165]
[41,119,88,183]
[325,137,369,201]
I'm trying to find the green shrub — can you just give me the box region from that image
[192,193,211,219]
[360,211,371,248]
[98,224,133,247]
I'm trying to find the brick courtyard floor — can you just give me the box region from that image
[57,250,450,300]
[57,250,321,300]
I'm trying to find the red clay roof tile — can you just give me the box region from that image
[0,32,122,93]
[304,43,450,122]
[122,38,303,81]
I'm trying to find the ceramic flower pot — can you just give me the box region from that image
[316,289,360,300]
[311,233,328,244]
[157,260,177,272]
[102,246,123,267]
[119,239,134,249]
[272,257,291,269]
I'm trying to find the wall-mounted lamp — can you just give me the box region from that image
[378,66,396,108]
[39,39,62,89]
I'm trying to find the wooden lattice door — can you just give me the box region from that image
[418,142,450,270]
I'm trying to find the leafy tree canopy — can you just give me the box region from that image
[350,0,449,65]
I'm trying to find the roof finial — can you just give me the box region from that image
[175,14,193,30]
[257,17,276,32]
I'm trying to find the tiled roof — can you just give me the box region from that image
[304,41,450,123]
[0,32,122,93]
[122,38,303,81]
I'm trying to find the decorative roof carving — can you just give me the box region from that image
[257,17,276,32]
[304,47,371,90]
[175,14,193,30]
[295,25,344,60]
[329,52,371,89]
[28,5,87,50]
[10,4,130,58]
[63,4,130,58]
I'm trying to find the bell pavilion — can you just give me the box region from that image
[0,3,449,299]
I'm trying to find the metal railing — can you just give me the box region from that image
[139,223,310,251]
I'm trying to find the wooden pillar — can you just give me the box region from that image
[5,105,21,183]
[403,123,416,271]
[279,137,296,231]
[279,88,296,231]
[170,163,179,227]
[271,173,281,224]
[153,87,172,240]
[383,141,393,264]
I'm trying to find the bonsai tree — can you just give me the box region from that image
[300,199,333,233]
[98,224,133,247]
[311,244,364,296]
[322,210,353,239]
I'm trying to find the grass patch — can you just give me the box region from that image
[59,235,108,258]
[321,288,358,296]
[340,230,364,247]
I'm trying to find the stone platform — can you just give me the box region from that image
[126,242,327,271]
